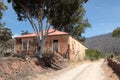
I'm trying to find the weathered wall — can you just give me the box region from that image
[15,34,85,61]
[43,35,69,56]
[15,38,22,53]
[15,35,69,55]
[15,37,37,54]
[68,36,85,61]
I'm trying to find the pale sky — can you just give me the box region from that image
[2,0,120,38]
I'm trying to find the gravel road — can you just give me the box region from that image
[50,59,107,80]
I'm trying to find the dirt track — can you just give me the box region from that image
[50,59,107,80]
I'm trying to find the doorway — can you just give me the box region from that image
[53,40,58,52]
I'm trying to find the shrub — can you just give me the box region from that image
[0,39,14,57]
[85,49,103,60]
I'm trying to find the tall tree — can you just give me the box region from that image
[0,0,12,42]
[50,0,91,42]
[0,0,12,55]
[0,27,12,42]
[0,0,7,26]
[112,27,120,37]
[8,0,88,58]
[21,30,30,35]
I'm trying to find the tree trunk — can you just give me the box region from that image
[37,41,42,58]
[37,35,48,58]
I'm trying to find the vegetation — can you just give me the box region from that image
[0,1,12,42]
[0,27,12,42]
[21,30,30,35]
[85,49,104,60]
[0,0,7,25]
[8,0,89,58]
[86,33,120,54]
[0,1,13,56]
[112,27,120,61]
[50,0,91,42]
[112,27,120,37]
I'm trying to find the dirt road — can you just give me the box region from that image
[50,59,107,80]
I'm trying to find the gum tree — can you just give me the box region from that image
[0,0,12,55]
[112,27,120,37]
[0,0,12,42]
[8,0,88,58]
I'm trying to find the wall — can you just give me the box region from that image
[15,35,85,61]
[43,35,69,56]
[15,37,37,55]
[15,35,69,56]
[68,36,85,61]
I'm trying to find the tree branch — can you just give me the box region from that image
[48,24,63,34]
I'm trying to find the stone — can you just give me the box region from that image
[12,63,19,70]
[0,77,3,80]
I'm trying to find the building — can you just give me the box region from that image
[15,29,86,61]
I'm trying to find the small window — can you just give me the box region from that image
[22,39,29,51]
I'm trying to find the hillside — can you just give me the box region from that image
[86,33,120,54]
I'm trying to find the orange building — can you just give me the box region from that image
[15,29,85,61]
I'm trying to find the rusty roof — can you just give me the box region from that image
[15,29,68,38]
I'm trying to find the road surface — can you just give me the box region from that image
[50,60,106,80]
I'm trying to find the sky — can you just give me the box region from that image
[2,0,120,38]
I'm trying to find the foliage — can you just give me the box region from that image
[50,0,91,42]
[0,1,13,56]
[112,27,120,61]
[116,56,120,62]
[0,0,7,26]
[0,0,7,18]
[21,30,30,35]
[0,27,12,42]
[112,27,120,37]
[0,27,13,56]
[112,52,120,62]
[85,49,103,60]
[0,39,14,57]
[8,0,89,58]
[0,1,12,42]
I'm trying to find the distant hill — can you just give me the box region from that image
[86,33,120,54]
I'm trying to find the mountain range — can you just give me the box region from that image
[86,33,120,54]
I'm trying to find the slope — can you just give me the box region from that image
[86,33,120,54]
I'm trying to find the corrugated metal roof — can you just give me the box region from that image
[15,29,68,38]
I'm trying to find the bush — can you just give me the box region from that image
[85,49,104,60]
[113,53,120,62]
[0,39,14,57]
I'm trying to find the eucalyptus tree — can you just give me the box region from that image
[51,0,91,41]
[21,30,30,35]
[0,0,12,42]
[0,1,12,55]
[0,27,12,42]
[112,27,120,37]
[0,0,7,27]
[0,0,7,18]
[8,0,88,58]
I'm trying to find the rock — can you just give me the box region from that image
[0,77,3,80]
[2,63,11,74]
[12,63,19,70]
